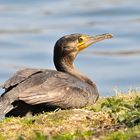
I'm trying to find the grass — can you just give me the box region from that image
[0,89,140,140]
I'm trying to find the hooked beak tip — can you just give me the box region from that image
[105,33,113,39]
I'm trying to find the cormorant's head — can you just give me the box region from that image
[54,33,113,71]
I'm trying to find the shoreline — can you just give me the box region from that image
[0,89,140,140]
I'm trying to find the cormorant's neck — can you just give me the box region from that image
[54,56,94,86]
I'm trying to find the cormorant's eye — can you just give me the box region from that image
[78,37,84,43]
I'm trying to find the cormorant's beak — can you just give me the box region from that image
[77,33,113,52]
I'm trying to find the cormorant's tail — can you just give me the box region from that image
[0,96,13,120]
[0,96,6,120]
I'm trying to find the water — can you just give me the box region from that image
[0,0,140,96]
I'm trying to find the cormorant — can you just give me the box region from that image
[0,33,113,118]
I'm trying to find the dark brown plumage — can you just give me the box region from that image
[0,33,113,119]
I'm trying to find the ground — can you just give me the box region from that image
[0,89,140,140]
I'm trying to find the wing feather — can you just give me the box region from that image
[2,68,44,90]
[18,71,89,108]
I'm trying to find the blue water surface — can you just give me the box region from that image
[0,0,140,96]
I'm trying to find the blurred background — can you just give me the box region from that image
[0,0,140,96]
